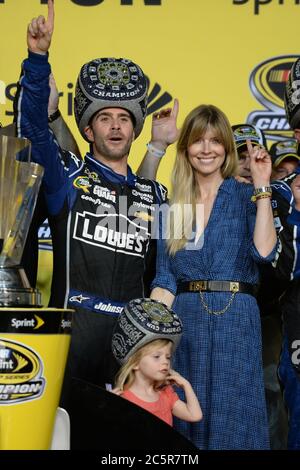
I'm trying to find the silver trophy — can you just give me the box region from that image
[0,134,44,307]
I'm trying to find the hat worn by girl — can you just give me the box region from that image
[112,298,183,364]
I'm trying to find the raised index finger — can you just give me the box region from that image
[171,98,179,119]
[47,0,55,27]
[246,139,253,155]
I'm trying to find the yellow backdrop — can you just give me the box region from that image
[0,0,299,303]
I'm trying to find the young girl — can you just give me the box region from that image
[113,338,202,426]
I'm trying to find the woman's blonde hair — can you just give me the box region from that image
[166,104,238,255]
[115,339,172,391]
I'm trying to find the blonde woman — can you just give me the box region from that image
[150,104,277,450]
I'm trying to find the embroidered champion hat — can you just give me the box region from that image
[284,57,300,129]
[270,139,300,167]
[232,124,267,152]
[111,298,183,364]
[74,57,148,142]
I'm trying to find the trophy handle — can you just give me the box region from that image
[0,137,44,306]
[0,163,44,267]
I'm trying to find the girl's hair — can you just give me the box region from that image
[115,339,172,391]
[166,104,238,255]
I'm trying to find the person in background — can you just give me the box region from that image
[231,124,267,183]
[231,125,291,449]
[136,99,179,180]
[270,139,300,181]
[276,55,300,449]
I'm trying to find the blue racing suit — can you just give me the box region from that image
[17,51,167,403]
[271,174,300,449]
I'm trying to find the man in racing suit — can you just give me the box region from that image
[270,172,300,449]
[275,58,300,449]
[17,1,167,404]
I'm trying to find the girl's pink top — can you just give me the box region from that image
[122,385,179,426]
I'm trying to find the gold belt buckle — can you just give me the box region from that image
[230,282,239,293]
[190,280,207,291]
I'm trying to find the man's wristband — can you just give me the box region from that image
[48,109,61,123]
[146,142,166,158]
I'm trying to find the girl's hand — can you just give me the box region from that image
[167,369,188,388]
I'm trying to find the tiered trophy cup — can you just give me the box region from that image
[0,134,73,450]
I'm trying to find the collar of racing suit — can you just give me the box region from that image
[85,153,137,187]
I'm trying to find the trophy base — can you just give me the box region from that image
[0,266,42,307]
[0,287,42,307]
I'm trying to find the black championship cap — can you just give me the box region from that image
[74,57,148,141]
[270,139,300,167]
[112,298,183,365]
[232,124,267,152]
[284,57,300,129]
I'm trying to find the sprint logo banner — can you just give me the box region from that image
[0,310,73,334]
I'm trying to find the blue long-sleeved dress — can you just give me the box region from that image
[152,177,277,450]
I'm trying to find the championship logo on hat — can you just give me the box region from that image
[74,58,148,142]
[284,57,300,129]
[112,298,183,364]
[232,124,267,152]
[270,139,300,168]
